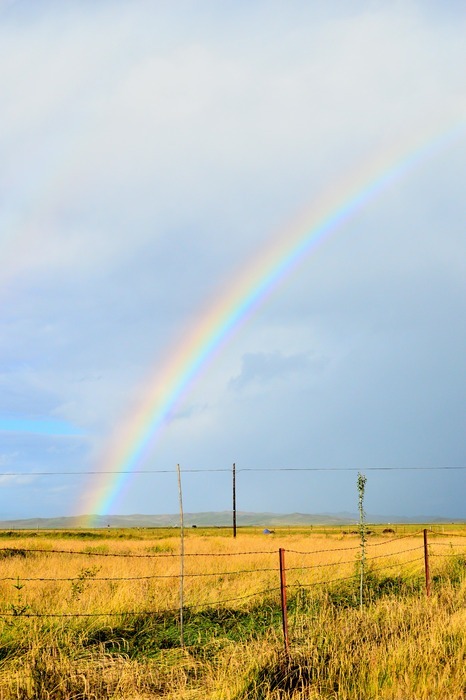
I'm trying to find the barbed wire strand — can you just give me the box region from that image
[0,546,436,583]
[366,531,425,546]
[0,533,461,565]
[0,567,279,582]
[0,547,462,617]
[0,547,276,559]
[366,556,426,573]
[0,531,434,561]
[0,586,281,618]
[285,531,424,556]
[427,542,466,547]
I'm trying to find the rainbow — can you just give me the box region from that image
[79,120,465,521]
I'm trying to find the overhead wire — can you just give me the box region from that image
[1,465,465,477]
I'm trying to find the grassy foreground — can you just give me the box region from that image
[0,526,464,699]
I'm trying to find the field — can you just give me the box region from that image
[0,524,465,699]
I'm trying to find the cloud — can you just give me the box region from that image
[230,352,324,390]
[0,1,464,517]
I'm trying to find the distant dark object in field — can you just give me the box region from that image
[263,529,275,534]
[343,530,374,535]
[192,525,197,528]
[383,528,395,534]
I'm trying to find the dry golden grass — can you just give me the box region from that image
[0,528,462,613]
[0,526,464,699]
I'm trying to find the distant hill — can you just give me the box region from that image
[0,511,462,529]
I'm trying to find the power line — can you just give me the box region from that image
[1,465,465,477]
[0,469,206,476]
[238,466,466,472]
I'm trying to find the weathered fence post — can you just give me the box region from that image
[279,548,290,657]
[232,462,237,538]
[423,529,431,597]
[176,464,185,646]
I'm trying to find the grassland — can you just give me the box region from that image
[0,525,464,699]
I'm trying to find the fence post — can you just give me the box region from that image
[176,464,185,646]
[279,548,290,657]
[232,462,237,539]
[423,529,431,597]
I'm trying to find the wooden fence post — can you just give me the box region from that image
[176,464,185,646]
[232,462,237,538]
[279,548,290,657]
[423,529,431,597]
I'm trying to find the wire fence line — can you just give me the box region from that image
[287,556,427,591]
[367,531,426,546]
[0,531,464,620]
[0,567,279,582]
[368,555,426,572]
[277,545,425,573]
[285,530,424,555]
[0,547,278,558]
[0,587,281,619]
[0,529,444,560]
[0,545,425,582]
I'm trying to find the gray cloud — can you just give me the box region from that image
[0,1,464,518]
[230,352,325,390]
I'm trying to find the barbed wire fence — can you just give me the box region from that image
[0,530,465,653]
[0,464,465,651]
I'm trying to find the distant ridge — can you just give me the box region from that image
[0,511,462,529]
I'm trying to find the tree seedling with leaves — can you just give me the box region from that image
[357,472,367,611]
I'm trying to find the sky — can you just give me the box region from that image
[0,0,465,520]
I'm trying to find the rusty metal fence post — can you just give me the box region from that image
[423,529,431,597]
[279,548,290,657]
